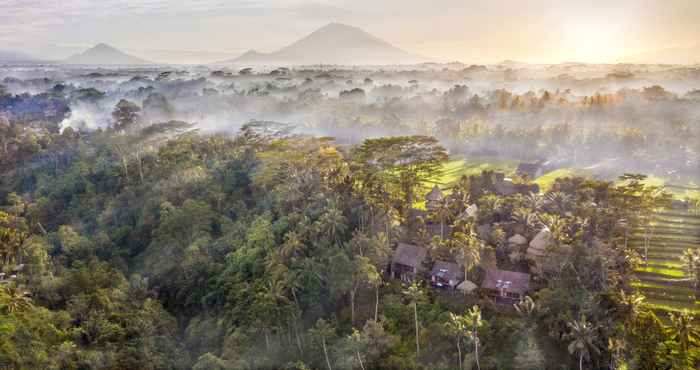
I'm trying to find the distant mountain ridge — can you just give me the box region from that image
[63,43,153,65]
[0,50,43,63]
[221,23,426,65]
[622,44,700,65]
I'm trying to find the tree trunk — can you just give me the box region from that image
[356,350,365,370]
[414,302,420,359]
[322,338,332,370]
[457,339,462,370]
[295,324,304,355]
[122,157,129,184]
[579,352,583,370]
[350,288,356,326]
[136,149,144,184]
[374,284,379,322]
[385,214,391,246]
[474,328,480,370]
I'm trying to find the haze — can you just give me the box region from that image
[2,0,700,64]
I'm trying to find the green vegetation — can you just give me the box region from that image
[0,115,698,368]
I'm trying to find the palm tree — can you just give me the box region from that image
[256,279,291,351]
[524,192,545,211]
[433,197,453,239]
[0,285,33,314]
[321,204,347,246]
[666,310,699,356]
[453,231,481,281]
[363,233,389,322]
[680,249,700,290]
[566,315,600,370]
[349,256,379,326]
[545,191,574,214]
[514,295,537,325]
[281,231,305,261]
[607,337,626,370]
[512,207,540,231]
[465,305,483,370]
[369,271,383,322]
[311,318,335,370]
[348,328,366,370]
[540,213,571,247]
[616,290,645,326]
[615,218,629,250]
[445,312,468,370]
[278,269,305,353]
[689,198,700,216]
[403,282,425,360]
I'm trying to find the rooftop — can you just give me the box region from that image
[392,243,428,268]
[481,268,531,294]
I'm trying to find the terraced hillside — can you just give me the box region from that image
[632,208,700,314]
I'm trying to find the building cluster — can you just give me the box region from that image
[390,242,531,303]
[389,179,535,304]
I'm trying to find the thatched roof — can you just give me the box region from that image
[481,268,531,295]
[430,261,461,282]
[516,162,542,178]
[457,280,478,293]
[392,243,428,269]
[425,185,444,201]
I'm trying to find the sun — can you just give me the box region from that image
[560,18,627,63]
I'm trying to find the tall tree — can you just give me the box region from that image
[616,290,645,327]
[111,99,141,132]
[452,229,482,281]
[432,196,453,239]
[403,282,426,360]
[311,319,336,370]
[666,311,699,358]
[566,315,600,370]
[465,305,483,370]
[445,312,468,370]
[353,136,448,215]
[680,249,700,291]
[347,328,366,370]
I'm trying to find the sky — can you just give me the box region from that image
[1,0,699,64]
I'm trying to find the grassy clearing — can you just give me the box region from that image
[426,155,519,188]
[533,168,581,190]
[637,266,687,278]
[417,156,519,209]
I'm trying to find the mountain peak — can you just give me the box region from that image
[225,23,426,65]
[92,43,115,50]
[63,43,153,65]
[317,22,360,32]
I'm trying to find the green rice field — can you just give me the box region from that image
[632,208,700,315]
